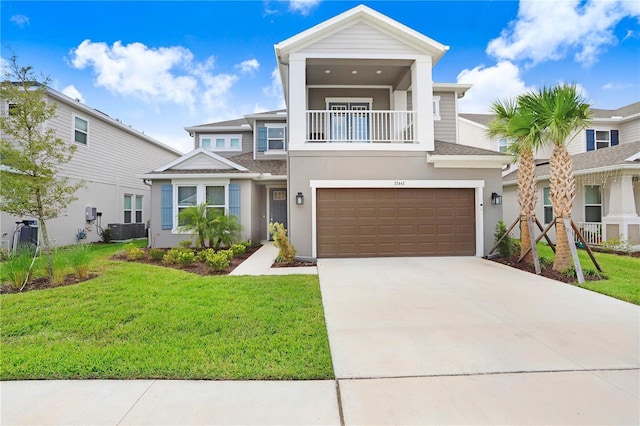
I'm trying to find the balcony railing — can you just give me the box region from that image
[575,222,603,246]
[306,110,417,143]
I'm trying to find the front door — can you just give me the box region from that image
[269,188,288,239]
[328,102,370,142]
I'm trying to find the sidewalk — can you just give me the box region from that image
[229,241,317,276]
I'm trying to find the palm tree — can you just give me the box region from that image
[488,98,543,263]
[519,84,592,271]
[178,203,217,248]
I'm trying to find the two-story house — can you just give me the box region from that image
[1,86,182,249]
[461,102,640,245]
[143,5,509,258]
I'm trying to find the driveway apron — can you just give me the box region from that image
[318,256,640,425]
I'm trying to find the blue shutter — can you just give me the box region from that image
[586,129,595,151]
[257,127,267,152]
[229,183,241,220]
[161,184,173,230]
[611,130,619,146]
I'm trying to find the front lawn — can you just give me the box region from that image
[536,244,639,305]
[1,245,333,380]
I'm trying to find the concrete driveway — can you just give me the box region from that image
[318,256,640,425]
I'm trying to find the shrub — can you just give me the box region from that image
[494,220,518,258]
[220,249,234,262]
[269,222,296,264]
[210,214,241,249]
[68,244,92,279]
[124,243,146,261]
[601,238,631,253]
[179,239,193,249]
[163,248,193,265]
[51,249,68,285]
[539,256,553,269]
[197,248,215,262]
[149,248,165,261]
[205,251,230,272]
[176,250,196,267]
[99,226,112,243]
[231,243,246,257]
[4,247,34,289]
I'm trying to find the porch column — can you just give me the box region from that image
[288,54,306,150]
[392,90,407,141]
[411,56,434,150]
[603,173,640,242]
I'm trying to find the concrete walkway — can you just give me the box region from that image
[229,241,317,276]
[2,256,639,425]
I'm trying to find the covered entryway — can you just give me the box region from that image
[316,187,475,257]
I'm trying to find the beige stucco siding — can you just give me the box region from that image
[288,151,503,258]
[302,21,423,56]
[433,91,456,143]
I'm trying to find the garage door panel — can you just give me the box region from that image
[317,188,475,257]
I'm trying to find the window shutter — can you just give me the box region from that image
[257,127,267,152]
[611,130,619,146]
[284,127,288,151]
[161,184,173,230]
[586,129,595,151]
[229,183,241,220]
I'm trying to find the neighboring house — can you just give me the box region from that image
[0,86,182,249]
[461,103,640,245]
[143,5,510,257]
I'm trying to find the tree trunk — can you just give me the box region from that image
[39,217,54,279]
[518,150,537,263]
[550,145,575,271]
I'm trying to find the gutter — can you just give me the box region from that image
[503,163,640,186]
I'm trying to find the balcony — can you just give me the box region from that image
[306,110,417,143]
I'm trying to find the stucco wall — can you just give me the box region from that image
[288,150,504,258]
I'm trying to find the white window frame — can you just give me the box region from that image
[498,138,508,153]
[265,123,287,152]
[595,130,611,150]
[135,195,143,223]
[199,134,242,152]
[73,114,89,145]
[542,187,553,224]
[124,194,133,224]
[433,96,441,121]
[172,180,230,232]
[584,185,602,223]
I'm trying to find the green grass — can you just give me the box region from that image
[536,243,640,305]
[1,242,333,380]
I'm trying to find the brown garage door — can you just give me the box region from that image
[317,188,475,257]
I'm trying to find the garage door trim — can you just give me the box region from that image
[310,179,485,258]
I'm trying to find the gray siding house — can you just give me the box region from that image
[1,87,182,248]
[144,5,509,258]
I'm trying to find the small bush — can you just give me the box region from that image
[220,249,234,262]
[68,244,92,279]
[179,239,193,249]
[149,248,165,261]
[163,248,193,265]
[0,247,11,261]
[269,222,296,264]
[205,251,230,272]
[601,238,631,253]
[494,220,518,258]
[99,227,112,243]
[231,243,246,257]
[539,256,553,269]
[124,243,146,261]
[197,248,215,262]
[4,248,34,289]
[176,250,196,267]
[51,249,68,285]
[561,267,577,278]
[240,241,253,250]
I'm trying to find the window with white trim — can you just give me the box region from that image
[124,194,132,224]
[584,185,602,222]
[595,131,610,150]
[266,124,286,151]
[174,183,228,228]
[177,186,198,226]
[498,138,508,153]
[205,185,225,215]
[135,195,143,223]
[74,115,88,145]
[433,96,441,121]
[200,134,242,151]
[543,187,553,224]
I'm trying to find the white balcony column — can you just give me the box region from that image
[603,173,640,241]
[411,56,434,150]
[392,90,408,141]
[288,54,307,150]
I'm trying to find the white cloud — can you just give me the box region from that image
[263,67,286,109]
[61,85,84,103]
[10,15,29,27]
[288,0,321,15]
[236,58,260,74]
[603,82,635,90]
[487,0,640,67]
[456,61,532,113]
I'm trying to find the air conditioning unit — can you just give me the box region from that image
[108,223,133,241]
[132,223,146,238]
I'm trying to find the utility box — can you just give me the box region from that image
[85,207,97,221]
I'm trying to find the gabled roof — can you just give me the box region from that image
[275,4,449,63]
[153,148,249,173]
[184,109,286,133]
[459,113,493,127]
[503,141,640,184]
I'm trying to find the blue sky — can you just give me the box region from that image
[2,0,639,153]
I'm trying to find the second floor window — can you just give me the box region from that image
[200,134,242,151]
[258,124,287,152]
[586,129,619,151]
[498,138,508,153]
[268,127,285,150]
[74,116,88,145]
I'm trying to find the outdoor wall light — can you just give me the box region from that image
[296,192,304,205]
[491,192,503,205]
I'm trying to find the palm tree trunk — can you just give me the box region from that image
[550,144,575,271]
[518,149,537,263]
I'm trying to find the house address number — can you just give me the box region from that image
[394,181,406,186]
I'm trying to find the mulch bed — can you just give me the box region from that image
[272,260,317,268]
[1,273,99,294]
[490,254,605,283]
